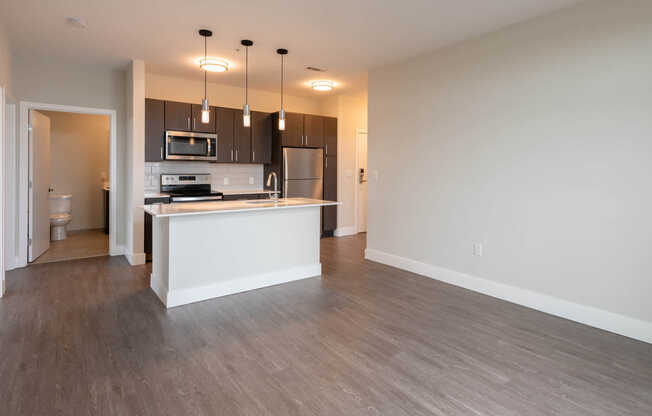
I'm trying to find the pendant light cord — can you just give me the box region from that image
[204,36,207,99]
[245,46,248,104]
[280,55,284,110]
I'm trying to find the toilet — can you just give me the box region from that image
[49,193,73,241]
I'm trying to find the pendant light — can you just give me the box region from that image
[199,29,212,124]
[277,48,288,131]
[241,39,253,127]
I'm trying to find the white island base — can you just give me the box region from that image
[149,201,330,308]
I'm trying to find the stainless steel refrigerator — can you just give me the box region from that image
[283,147,323,199]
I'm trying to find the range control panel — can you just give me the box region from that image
[160,174,211,186]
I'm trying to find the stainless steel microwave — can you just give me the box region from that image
[165,130,217,161]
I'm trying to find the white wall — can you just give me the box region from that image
[146,73,327,115]
[11,54,127,251]
[40,111,109,231]
[321,92,368,235]
[367,1,652,342]
[0,23,11,290]
[0,24,11,94]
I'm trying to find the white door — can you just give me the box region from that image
[356,130,368,233]
[28,110,51,262]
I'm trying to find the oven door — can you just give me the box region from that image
[165,131,217,161]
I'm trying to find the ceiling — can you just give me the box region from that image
[0,0,582,97]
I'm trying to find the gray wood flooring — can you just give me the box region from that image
[2,234,651,415]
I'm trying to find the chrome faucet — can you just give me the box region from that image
[266,172,279,201]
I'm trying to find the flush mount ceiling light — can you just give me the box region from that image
[277,48,288,131]
[199,57,230,72]
[311,80,335,92]
[65,16,87,29]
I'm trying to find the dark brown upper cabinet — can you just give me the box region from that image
[215,107,235,163]
[190,104,216,133]
[145,98,165,162]
[165,101,192,131]
[324,117,337,156]
[304,114,324,148]
[280,112,304,147]
[233,109,252,163]
[251,111,272,164]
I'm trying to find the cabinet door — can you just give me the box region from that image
[234,109,252,163]
[323,155,338,232]
[324,117,337,156]
[251,111,271,164]
[165,101,192,131]
[216,107,235,163]
[281,112,304,147]
[190,104,216,133]
[145,98,165,161]
[304,115,324,148]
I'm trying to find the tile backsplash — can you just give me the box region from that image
[144,162,264,194]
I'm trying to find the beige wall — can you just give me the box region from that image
[146,73,327,115]
[11,54,127,247]
[41,111,109,231]
[0,23,11,94]
[367,0,652,338]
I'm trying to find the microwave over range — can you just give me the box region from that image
[165,130,217,161]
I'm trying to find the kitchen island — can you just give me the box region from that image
[143,198,340,308]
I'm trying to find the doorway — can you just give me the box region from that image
[18,102,118,268]
[28,110,110,264]
[355,128,368,233]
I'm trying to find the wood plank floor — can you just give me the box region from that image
[2,234,651,415]
[31,228,109,264]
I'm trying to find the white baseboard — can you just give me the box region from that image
[110,245,125,257]
[125,252,146,266]
[153,263,322,308]
[334,226,357,237]
[365,248,652,345]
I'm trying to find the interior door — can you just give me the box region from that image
[29,110,51,262]
[357,130,368,233]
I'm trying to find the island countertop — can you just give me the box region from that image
[143,198,340,218]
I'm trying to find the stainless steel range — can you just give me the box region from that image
[160,174,223,203]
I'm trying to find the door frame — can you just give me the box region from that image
[18,102,119,267]
[354,128,368,234]
[0,85,5,296]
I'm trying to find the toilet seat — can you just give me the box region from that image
[49,213,72,226]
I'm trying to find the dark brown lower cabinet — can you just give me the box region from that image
[144,196,170,261]
[323,155,337,234]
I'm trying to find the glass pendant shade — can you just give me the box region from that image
[243,104,251,127]
[278,109,286,131]
[201,98,210,123]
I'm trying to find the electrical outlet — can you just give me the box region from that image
[249,177,254,185]
[223,177,230,185]
[473,243,483,257]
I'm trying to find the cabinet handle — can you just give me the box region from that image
[326,157,328,169]
[252,150,255,161]
[193,118,196,130]
[236,149,239,161]
[160,147,163,160]
[325,144,328,154]
[306,135,309,146]
[231,149,234,161]
[187,117,190,130]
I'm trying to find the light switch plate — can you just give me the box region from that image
[373,170,379,181]
[249,177,254,185]
[473,243,483,257]
[223,177,230,185]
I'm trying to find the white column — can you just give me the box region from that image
[125,60,146,265]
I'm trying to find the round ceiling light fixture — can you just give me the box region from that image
[311,80,335,92]
[200,57,230,72]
